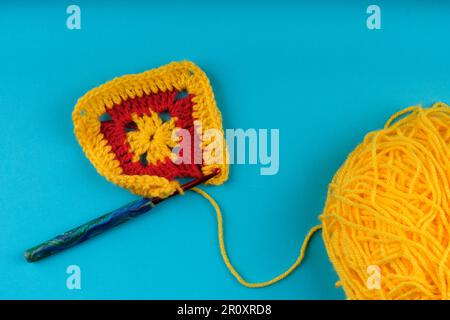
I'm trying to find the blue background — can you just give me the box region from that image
[1,1,450,299]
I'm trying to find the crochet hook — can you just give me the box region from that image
[24,170,219,263]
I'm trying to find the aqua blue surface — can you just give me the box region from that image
[1,1,450,299]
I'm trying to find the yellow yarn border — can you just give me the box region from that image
[72,61,229,199]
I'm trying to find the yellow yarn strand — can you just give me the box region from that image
[321,102,450,300]
[191,187,321,288]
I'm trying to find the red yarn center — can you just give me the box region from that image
[100,90,202,180]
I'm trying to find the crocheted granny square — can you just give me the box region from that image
[72,61,228,199]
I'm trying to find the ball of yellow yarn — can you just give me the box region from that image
[321,103,450,300]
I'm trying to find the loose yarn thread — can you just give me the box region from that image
[192,187,321,288]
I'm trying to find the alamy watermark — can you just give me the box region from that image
[167,121,279,175]
[66,5,81,30]
[66,264,81,290]
[366,5,381,30]
[366,264,381,290]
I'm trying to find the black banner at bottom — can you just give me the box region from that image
[2,299,448,318]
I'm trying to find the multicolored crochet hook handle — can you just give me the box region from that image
[24,171,218,263]
[25,61,229,262]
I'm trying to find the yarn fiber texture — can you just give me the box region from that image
[72,61,228,199]
[321,103,450,300]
